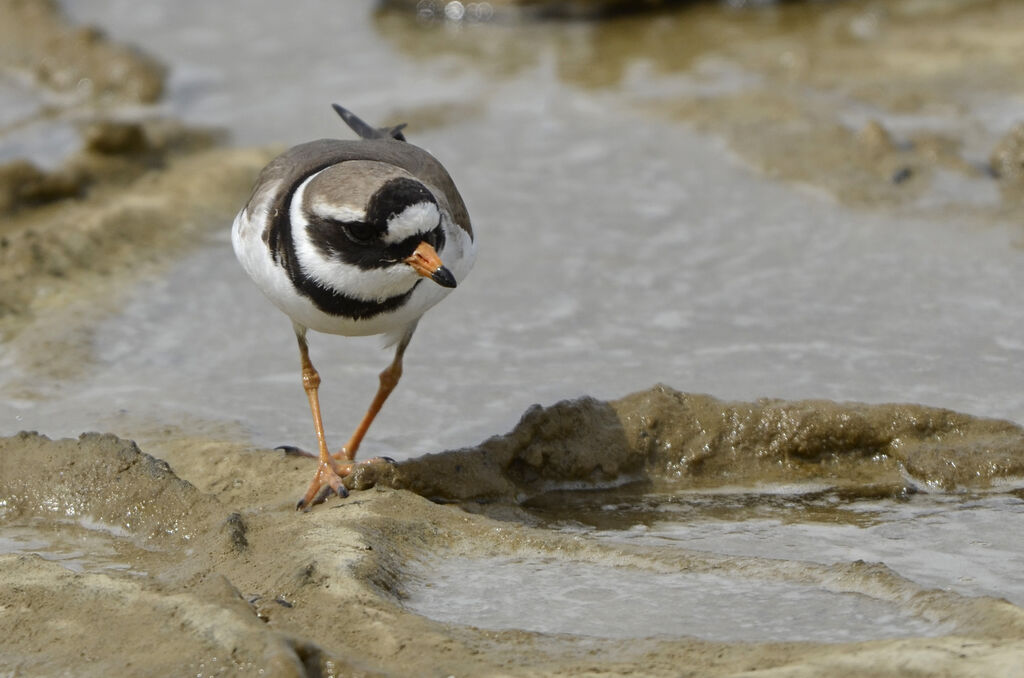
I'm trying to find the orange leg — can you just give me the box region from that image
[335,326,415,462]
[294,330,349,510]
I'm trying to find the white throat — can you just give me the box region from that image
[290,174,422,302]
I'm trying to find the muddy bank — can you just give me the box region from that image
[0,0,164,105]
[0,0,274,344]
[375,385,1024,504]
[0,104,271,339]
[0,130,270,328]
[3,388,1024,676]
[0,138,272,399]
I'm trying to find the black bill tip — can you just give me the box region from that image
[431,266,458,289]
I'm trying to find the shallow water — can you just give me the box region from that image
[3,0,1024,657]
[2,1,1019,457]
[531,489,1024,606]
[0,518,143,576]
[641,496,1024,605]
[405,553,948,642]
[399,486,1024,640]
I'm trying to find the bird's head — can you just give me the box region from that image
[298,161,457,292]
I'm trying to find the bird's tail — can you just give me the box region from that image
[332,103,407,142]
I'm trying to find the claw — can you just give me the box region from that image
[318,484,344,504]
[297,482,348,511]
[295,457,351,511]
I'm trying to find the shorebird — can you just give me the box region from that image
[231,104,476,509]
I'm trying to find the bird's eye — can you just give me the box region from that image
[343,221,378,244]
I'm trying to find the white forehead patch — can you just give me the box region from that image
[383,201,440,245]
[310,200,365,223]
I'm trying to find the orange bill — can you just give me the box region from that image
[404,241,457,288]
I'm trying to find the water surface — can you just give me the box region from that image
[405,553,949,642]
[2,2,1015,457]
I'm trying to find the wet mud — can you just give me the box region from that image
[0,0,164,105]
[0,136,268,327]
[0,114,268,334]
[0,0,272,342]
[3,0,1024,675]
[380,386,1024,505]
[0,136,271,402]
[3,389,1024,676]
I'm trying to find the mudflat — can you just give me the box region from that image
[3,388,1024,676]
[2,1,1024,675]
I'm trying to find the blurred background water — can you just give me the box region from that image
[3,0,1022,458]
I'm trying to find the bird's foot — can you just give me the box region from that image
[296,458,352,511]
[292,456,398,510]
